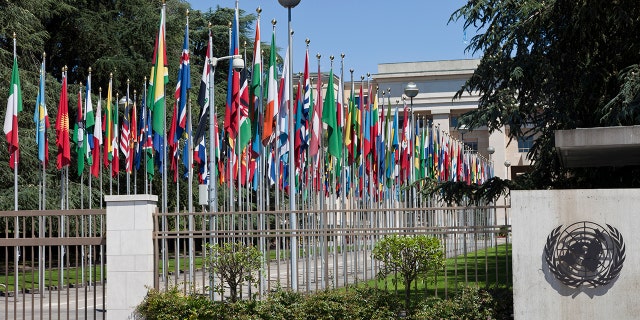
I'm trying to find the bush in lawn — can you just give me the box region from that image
[412,286,496,320]
[372,234,445,309]
[205,241,262,302]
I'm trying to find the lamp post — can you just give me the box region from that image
[278,0,301,291]
[487,146,495,177]
[504,160,511,180]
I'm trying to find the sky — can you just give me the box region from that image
[187,0,478,76]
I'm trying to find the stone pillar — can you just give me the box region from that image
[105,194,158,320]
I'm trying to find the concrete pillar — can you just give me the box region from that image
[105,194,158,320]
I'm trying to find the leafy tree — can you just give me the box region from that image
[0,0,263,212]
[451,0,640,188]
[205,241,262,302]
[372,234,444,310]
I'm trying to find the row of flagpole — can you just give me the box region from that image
[3,2,496,295]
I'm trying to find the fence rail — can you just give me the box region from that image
[153,204,511,300]
[0,209,106,320]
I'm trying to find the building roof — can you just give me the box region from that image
[555,125,640,167]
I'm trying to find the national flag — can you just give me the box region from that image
[91,90,102,178]
[277,48,289,158]
[236,60,251,152]
[72,89,85,176]
[174,23,191,142]
[120,91,131,173]
[84,74,95,168]
[308,58,322,158]
[224,3,240,141]
[322,69,341,160]
[148,4,169,163]
[195,28,212,145]
[55,70,70,169]
[250,15,263,143]
[112,96,120,177]
[262,27,278,144]
[33,60,49,165]
[4,57,22,169]
[104,76,113,166]
[168,103,179,182]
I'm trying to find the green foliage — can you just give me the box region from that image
[412,286,496,320]
[372,235,445,309]
[0,1,266,212]
[451,0,640,188]
[418,176,515,205]
[135,286,216,320]
[205,241,262,302]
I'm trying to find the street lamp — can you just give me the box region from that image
[278,0,301,292]
[487,146,495,177]
[208,54,243,214]
[504,160,511,180]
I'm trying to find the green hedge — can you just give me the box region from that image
[136,285,512,319]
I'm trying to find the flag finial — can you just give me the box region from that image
[360,75,364,81]
[256,7,262,14]
[316,53,321,60]
[186,9,189,17]
[127,78,130,85]
[341,53,345,59]
[349,68,354,74]
[305,38,310,46]
[110,73,113,79]
[13,32,16,39]
[272,19,277,26]
[42,52,46,58]
[367,72,371,78]
[88,67,91,73]
[99,87,102,93]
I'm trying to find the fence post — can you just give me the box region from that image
[104,194,158,320]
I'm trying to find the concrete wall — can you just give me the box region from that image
[105,194,158,320]
[511,189,640,319]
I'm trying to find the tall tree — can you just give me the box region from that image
[452,0,640,188]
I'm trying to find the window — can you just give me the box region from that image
[464,141,478,153]
[450,116,458,128]
[518,136,534,153]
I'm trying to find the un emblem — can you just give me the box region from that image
[544,221,625,288]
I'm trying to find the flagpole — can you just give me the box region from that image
[161,0,169,287]
[38,51,47,295]
[110,78,114,195]
[99,87,103,202]
[134,90,138,194]
[126,79,131,195]
[144,77,148,194]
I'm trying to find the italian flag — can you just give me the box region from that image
[4,58,22,169]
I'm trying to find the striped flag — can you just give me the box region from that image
[262,27,278,145]
[174,23,190,142]
[120,92,131,173]
[91,90,102,178]
[195,29,212,145]
[4,57,22,169]
[148,4,168,165]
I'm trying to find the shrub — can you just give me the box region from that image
[205,241,262,302]
[372,235,445,309]
[412,286,496,320]
[135,287,215,320]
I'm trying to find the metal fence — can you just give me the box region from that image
[0,209,106,320]
[153,203,511,301]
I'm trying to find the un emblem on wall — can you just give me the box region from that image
[544,221,625,288]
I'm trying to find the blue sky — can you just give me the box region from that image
[187,0,478,76]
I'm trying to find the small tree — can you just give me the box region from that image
[205,242,262,302]
[372,235,445,309]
